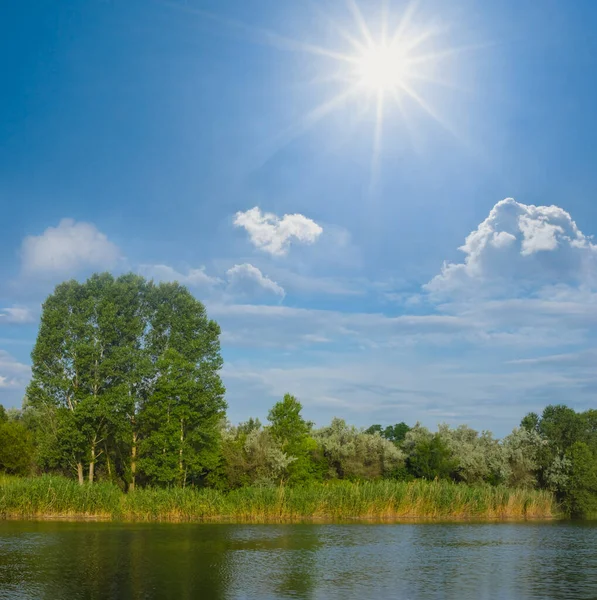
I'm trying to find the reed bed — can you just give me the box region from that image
[0,476,557,522]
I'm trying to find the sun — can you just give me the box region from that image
[355,43,410,93]
[174,0,469,183]
[249,0,464,164]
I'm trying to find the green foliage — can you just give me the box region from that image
[6,277,597,521]
[437,425,508,485]
[268,394,318,484]
[518,405,597,516]
[403,425,457,480]
[562,442,597,518]
[366,422,411,445]
[0,419,33,475]
[314,418,404,480]
[407,435,457,480]
[0,475,555,521]
[138,282,225,488]
[501,427,543,488]
[26,273,225,488]
[219,420,294,488]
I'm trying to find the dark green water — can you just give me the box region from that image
[1,521,597,599]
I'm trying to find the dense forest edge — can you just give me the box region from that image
[0,272,596,521]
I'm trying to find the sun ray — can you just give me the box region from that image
[253,85,363,170]
[398,81,459,139]
[407,42,491,66]
[346,0,376,48]
[389,0,420,47]
[160,0,361,64]
[398,25,445,54]
[389,87,421,152]
[307,0,369,54]
[369,90,385,194]
[163,0,472,175]
[380,0,389,44]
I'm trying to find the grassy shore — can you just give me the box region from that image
[0,475,557,522]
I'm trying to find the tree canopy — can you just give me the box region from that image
[25,273,225,488]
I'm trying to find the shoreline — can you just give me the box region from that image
[0,476,559,524]
[1,513,563,524]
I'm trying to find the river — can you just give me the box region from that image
[1,521,596,599]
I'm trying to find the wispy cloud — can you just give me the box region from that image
[0,306,34,324]
[138,264,222,288]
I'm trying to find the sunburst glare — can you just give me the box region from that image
[166,0,468,179]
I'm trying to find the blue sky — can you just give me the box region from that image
[1,0,597,436]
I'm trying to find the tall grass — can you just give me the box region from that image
[0,476,557,522]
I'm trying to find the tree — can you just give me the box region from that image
[366,422,411,445]
[0,417,33,475]
[502,427,543,488]
[383,423,411,445]
[268,394,316,484]
[521,412,540,433]
[314,418,404,480]
[220,421,294,488]
[437,424,508,485]
[138,282,226,487]
[26,274,225,488]
[402,425,456,480]
[538,405,582,453]
[563,442,597,518]
[27,279,93,483]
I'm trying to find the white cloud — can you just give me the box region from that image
[138,264,222,288]
[0,307,34,324]
[234,207,323,256]
[21,218,121,276]
[226,264,285,300]
[0,350,30,407]
[222,351,597,435]
[209,303,472,350]
[426,198,597,296]
[139,263,284,303]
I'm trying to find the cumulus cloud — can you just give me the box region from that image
[138,264,222,288]
[426,198,597,296]
[0,307,34,324]
[234,207,323,256]
[226,264,285,300]
[21,218,121,276]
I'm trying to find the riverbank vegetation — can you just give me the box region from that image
[0,476,554,522]
[0,273,596,520]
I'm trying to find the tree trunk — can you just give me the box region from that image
[77,462,84,485]
[105,443,112,479]
[89,442,95,483]
[130,431,137,492]
[179,419,184,486]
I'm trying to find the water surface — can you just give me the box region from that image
[1,521,596,599]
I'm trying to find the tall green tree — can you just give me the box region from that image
[26,274,225,488]
[268,394,316,484]
[27,279,92,483]
[139,282,226,487]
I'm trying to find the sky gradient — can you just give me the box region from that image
[2,0,597,436]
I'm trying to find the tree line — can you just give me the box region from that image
[0,273,596,517]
